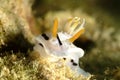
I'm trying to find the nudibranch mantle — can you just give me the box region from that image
[34,17,90,77]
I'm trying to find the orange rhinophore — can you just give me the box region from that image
[52,18,58,38]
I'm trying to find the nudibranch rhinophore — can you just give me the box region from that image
[34,17,90,77]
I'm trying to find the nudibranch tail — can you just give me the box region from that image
[52,18,58,38]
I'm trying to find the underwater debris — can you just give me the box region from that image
[34,17,91,78]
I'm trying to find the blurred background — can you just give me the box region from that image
[31,0,120,80]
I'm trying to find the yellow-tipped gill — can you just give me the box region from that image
[69,18,85,42]
[65,17,80,34]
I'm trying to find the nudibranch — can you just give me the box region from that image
[34,17,90,77]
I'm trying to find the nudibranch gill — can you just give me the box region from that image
[34,17,90,77]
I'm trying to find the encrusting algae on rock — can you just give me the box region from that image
[0,0,91,79]
[33,17,91,79]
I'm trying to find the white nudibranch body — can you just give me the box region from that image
[34,17,90,77]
